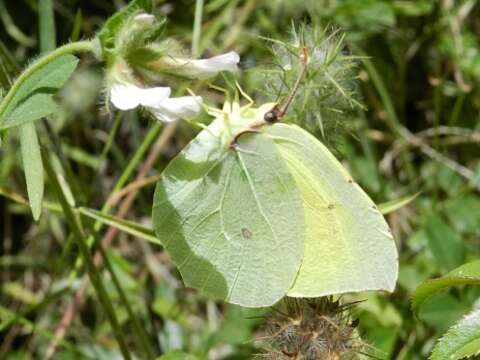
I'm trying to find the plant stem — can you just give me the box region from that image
[357,52,417,183]
[100,111,123,159]
[42,151,132,360]
[97,243,156,359]
[70,123,163,277]
[0,40,94,119]
[39,0,56,53]
[111,123,162,197]
[192,0,204,56]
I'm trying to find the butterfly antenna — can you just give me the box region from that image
[274,69,288,103]
[279,46,308,117]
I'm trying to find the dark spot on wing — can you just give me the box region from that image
[241,227,253,239]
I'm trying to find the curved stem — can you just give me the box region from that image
[0,40,94,119]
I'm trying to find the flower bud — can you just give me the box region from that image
[133,13,155,27]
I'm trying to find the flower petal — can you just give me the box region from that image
[148,96,203,122]
[187,51,240,78]
[110,83,142,110]
[137,87,171,108]
[110,83,171,111]
[159,51,240,79]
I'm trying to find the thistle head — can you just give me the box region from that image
[258,297,365,360]
[254,25,363,138]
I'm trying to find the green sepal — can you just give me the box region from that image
[96,0,152,64]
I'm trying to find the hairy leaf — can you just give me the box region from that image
[153,120,305,307]
[5,93,57,128]
[265,124,398,297]
[430,308,480,360]
[412,260,480,314]
[19,123,43,221]
[0,54,78,129]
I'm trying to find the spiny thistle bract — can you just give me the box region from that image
[253,25,363,139]
[257,297,365,359]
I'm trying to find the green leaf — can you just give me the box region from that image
[393,0,434,17]
[430,308,480,360]
[425,216,465,271]
[412,260,480,314]
[445,195,480,234]
[265,124,398,297]
[78,207,160,246]
[35,0,55,224]
[378,192,420,215]
[334,0,396,38]
[157,352,198,360]
[5,93,57,128]
[419,293,469,334]
[19,123,43,221]
[153,120,305,307]
[0,54,78,129]
[367,327,399,359]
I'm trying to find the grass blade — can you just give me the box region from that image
[78,207,161,246]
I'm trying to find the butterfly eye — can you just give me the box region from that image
[264,110,278,123]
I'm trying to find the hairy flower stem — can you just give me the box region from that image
[42,151,132,360]
[0,40,94,119]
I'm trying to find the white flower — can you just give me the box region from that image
[110,84,171,111]
[155,51,240,79]
[110,83,202,122]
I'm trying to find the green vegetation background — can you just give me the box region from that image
[0,0,480,359]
